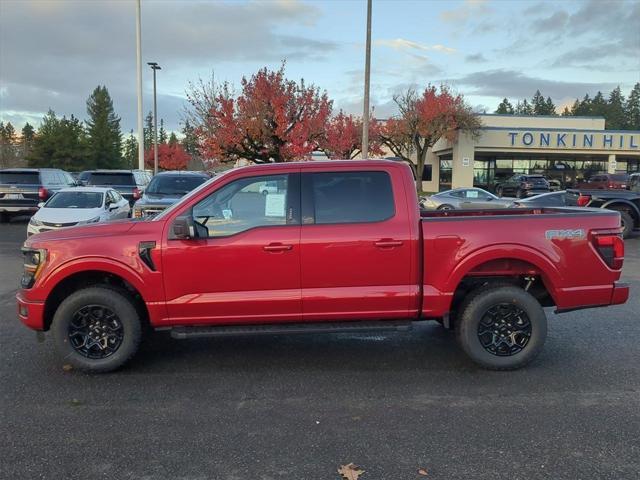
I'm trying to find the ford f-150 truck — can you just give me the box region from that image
[17,160,629,372]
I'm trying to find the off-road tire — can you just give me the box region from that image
[51,286,142,373]
[455,285,547,370]
[613,209,634,239]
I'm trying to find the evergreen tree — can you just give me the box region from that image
[20,123,36,161]
[123,130,139,169]
[606,86,626,129]
[531,90,546,115]
[569,99,581,115]
[180,119,199,157]
[86,86,122,168]
[168,132,178,145]
[590,91,608,119]
[495,98,514,114]
[0,122,17,167]
[625,83,640,130]
[144,111,154,151]
[544,96,557,115]
[561,106,572,116]
[518,99,533,115]
[28,110,87,170]
[575,94,592,116]
[159,119,167,144]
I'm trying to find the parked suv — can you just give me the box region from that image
[495,174,550,198]
[80,170,150,206]
[132,171,209,218]
[576,173,629,190]
[0,168,76,222]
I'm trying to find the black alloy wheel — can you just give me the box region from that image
[68,305,124,359]
[477,303,532,356]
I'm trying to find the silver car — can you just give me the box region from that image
[420,187,515,210]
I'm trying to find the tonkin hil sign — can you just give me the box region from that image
[508,131,639,150]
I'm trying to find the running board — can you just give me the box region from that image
[170,320,414,339]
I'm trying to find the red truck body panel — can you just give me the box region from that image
[17,160,628,332]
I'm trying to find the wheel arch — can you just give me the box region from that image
[601,199,640,225]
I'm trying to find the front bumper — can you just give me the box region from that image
[16,292,46,330]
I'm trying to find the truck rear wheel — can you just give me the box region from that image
[615,210,634,239]
[51,286,142,373]
[455,285,547,370]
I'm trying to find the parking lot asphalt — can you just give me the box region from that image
[1,218,639,480]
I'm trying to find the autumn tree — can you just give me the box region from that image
[145,143,191,171]
[190,65,332,163]
[319,111,383,159]
[379,85,482,191]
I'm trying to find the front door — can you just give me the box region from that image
[300,169,414,321]
[162,172,302,325]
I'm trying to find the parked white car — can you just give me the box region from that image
[27,187,130,236]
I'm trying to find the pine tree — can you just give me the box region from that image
[575,94,592,116]
[544,96,556,115]
[561,106,572,116]
[569,99,581,115]
[144,111,154,151]
[86,86,122,168]
[168,132,178,145]
[625,83,640,130]
[0,122,17,167]
[27,110,87,170]
[180,119,199,158]
[20,123,36,161]
[159,119,167,144]
[590,91,608,119]
[606,86,626,129]
[531,90,546,115]
[495,98,514,114]
[123,130,139,169]
[517,99,533,115]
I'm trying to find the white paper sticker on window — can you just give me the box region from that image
[265,193,286,217]
[467,190,479,198]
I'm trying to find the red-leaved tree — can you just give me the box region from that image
[380,85,481,190]
[319,111,384,159]
[192,65,332,163]
[145,143,191,171]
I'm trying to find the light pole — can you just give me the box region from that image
[362,0,372,159]
[135,0,144,170]
[148,62,161,175]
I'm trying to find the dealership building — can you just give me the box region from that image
[419,114,640,192]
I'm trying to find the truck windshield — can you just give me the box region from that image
[0,172,40,184]
[45,191,103,209]
[146,175,207,195]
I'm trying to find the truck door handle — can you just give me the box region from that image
[263,243,293,252]
[374,240,403,248]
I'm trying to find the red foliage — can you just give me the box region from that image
[145,143,191,170]
[320,111,384,159]
[198,65,332,163]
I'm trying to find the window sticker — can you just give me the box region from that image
[467,190,479,198]
[264,193,286,217]
[222,209,233,219]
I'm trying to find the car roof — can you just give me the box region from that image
[0,168,58,172]
[85,170,137,174]
[154,170,209,177]
[57,187,111,193]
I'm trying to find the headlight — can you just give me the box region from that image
[79,216,101,225]
[29,217,43,226]
[21,248,47,289]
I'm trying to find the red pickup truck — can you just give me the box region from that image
[17,160,629,372]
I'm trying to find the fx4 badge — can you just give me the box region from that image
[545,229,585,240]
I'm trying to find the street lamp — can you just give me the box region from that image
[362,0,372,159]
[147,62,161,175]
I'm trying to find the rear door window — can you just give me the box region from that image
[304,171,395,224]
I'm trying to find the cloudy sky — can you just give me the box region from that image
[1,0,639,134]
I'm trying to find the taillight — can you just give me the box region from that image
[133,187,141,200]
[577,194,591,207]
[608,183,614,189]
[38,187,49,200]
[591,231,624,270]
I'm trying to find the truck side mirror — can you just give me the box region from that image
[170,215,196,240]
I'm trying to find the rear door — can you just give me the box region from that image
[300,168,413,321]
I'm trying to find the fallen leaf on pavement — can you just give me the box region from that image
[418,468,428,476]
[338,463,365,480]
[62,364,73,372]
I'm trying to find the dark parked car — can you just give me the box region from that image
[495,174,550,198]
[132,171,210,218]
[566,188,640,238]
[80,169,151,206]
[575,173,629,190]
[511,190,568,208]
[0,168,76,222]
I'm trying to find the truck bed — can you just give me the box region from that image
[419,206,625,317]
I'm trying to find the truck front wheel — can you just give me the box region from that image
[455,285,547,370]
[51,286,142,373]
